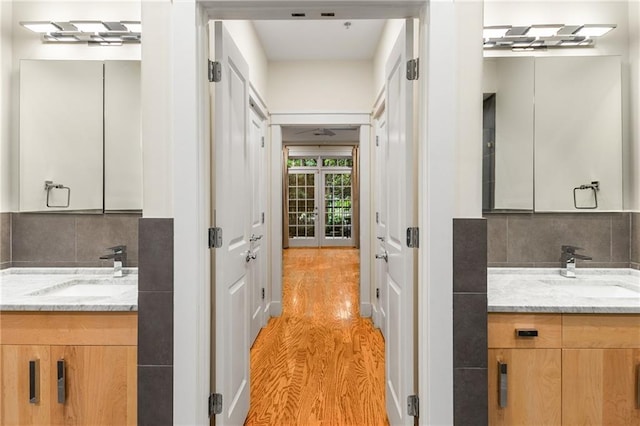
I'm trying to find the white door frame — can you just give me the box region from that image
[169,2,459,425]
[269,112,372,317]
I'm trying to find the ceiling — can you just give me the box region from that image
[282,126,360,142]
[252,19,386,61]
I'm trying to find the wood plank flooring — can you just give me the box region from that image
[245,248,387,426]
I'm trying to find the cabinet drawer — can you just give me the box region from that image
[488,314,562,348]
[563,314,640,348]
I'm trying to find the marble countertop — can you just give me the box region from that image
[488,268,640,313]
[0,268,138,312]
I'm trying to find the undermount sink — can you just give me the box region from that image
[28,277,135,298]
[540,279,640,298]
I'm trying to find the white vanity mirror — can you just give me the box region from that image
[482,55,623,213]
[19,59,142,213]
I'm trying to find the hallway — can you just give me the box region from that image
[245,248,387,425]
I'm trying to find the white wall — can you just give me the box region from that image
[372,19,403,96]
[142,0,173,218]
[6,1,141,212]
[267,60,373,112]
[629,0,640,210]
[224,20,269,102]
[0,1,12,212]
[484,0,636,210]
[455,1,483,217]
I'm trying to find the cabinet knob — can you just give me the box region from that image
[29,359,39,404]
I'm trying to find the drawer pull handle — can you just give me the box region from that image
[499,362,508,408]
[516,328,538,338]
[29,359,39,404]
[57,359,66,404]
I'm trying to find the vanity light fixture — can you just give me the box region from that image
[20,20,141,46]
[483,23,616,50]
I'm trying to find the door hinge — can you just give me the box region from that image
[376,135,380,147]
[407,394,419,417]
[406,58,419,81]
[261,136,265,148]
[208,227,223,249]
[376,212,380,224]
[376,288,380,299]
[261,212,265,224]
[261,288,265,300]
[208,393,222,417]
[208,60,221,83]
[406,227,419,248]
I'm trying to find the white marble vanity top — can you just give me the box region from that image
[0,268,138,312]
[488,268,640,313]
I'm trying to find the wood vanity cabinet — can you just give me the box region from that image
[489,313,640,426]
[488,314,562,426]
[0,312,137,426]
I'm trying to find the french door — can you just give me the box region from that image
[287,158,354,248]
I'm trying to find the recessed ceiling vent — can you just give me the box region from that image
[321,13,335,17]
[291,13,306,17]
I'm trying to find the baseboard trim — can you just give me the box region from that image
[360,302,372,318]
[269,301,282,317]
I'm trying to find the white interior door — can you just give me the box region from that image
[212,21,251,425]
[383,20,417,426]
[249,104,267,346]
[373,115,388,337]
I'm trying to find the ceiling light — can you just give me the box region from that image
[121,21,141,33]
[44,34,80,42]
[70,21,108,33]
[483,26,510,39]
[574,24,616,37]
[21,21,62,33]
[527,25,562,37]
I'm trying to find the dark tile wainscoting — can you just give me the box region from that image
[453,219,488,426]
[137,218,174,425]
[486,212,632,268]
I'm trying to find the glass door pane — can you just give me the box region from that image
[321,171,354,247]
[287,171,319,247]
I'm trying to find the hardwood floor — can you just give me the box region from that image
[245,248,387,426]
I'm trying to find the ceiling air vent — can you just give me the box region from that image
[291,13,306,17]
[321,13,335,17]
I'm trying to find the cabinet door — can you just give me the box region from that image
[1,345,52,425]
[50,345,137,426]
[104,60,142,211]
[563,349,640,425]
[19,60,104,212]
[489,348,561,425]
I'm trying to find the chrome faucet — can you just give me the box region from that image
[100,245,127,277]
[560,245,592,278]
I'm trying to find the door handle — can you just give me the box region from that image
[246,250,257,263]
[57,359,66,404]
[377,236,385,242]
[29,359,39,404]
[498,362,508,408]
[250,234,263,242]
[375,251,388,263]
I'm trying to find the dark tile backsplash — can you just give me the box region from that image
[0,213,10,269]
[9,213,140,267]
[485,212,632,268]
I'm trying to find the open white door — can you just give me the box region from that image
[211,21,251,425]
[373,114,388,337]
[249,103,267,346]
[383,20,417,426]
